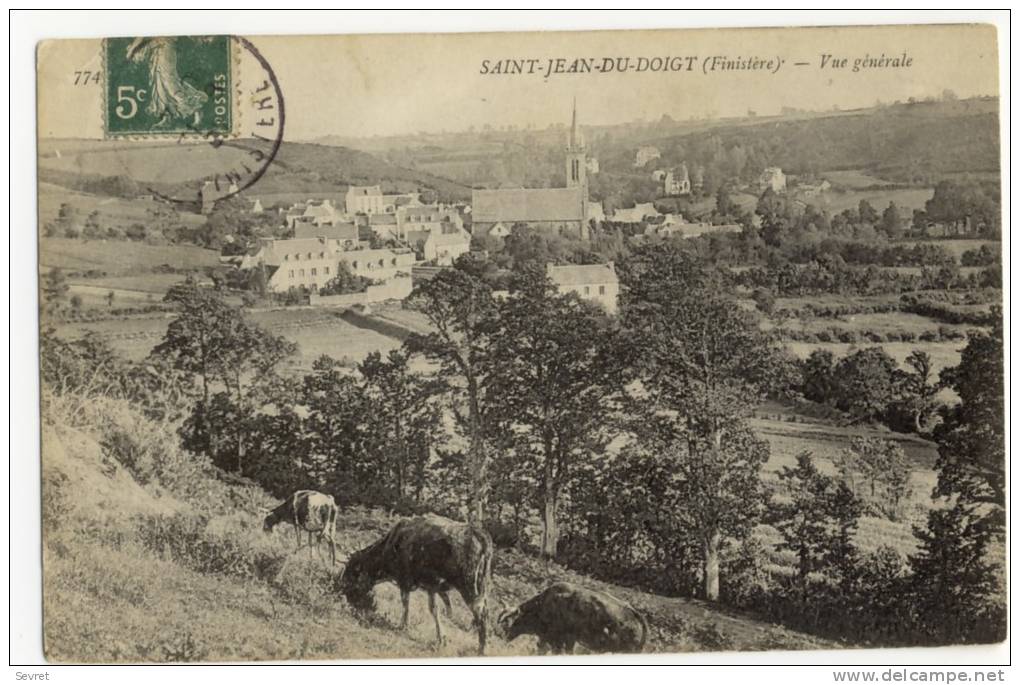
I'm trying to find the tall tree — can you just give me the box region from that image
[405,268,497,522]
[909,311,1005,644]
[486,269,631,557]
[359,349,443,502]
[153,281,296,470]
[770,451,862,591]
[896,350,941,433]
[933,314,1005,509]
[619,244,782,600]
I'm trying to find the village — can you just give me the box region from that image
[201,103,797,313]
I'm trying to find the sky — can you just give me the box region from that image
[37,23,999,141]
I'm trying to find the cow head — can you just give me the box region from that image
[336,552,376,613]
[262,513,277,533]
[496,599,522,640]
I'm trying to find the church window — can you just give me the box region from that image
[584,286,590,295]
[599,285,606,295]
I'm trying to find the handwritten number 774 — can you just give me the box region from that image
[73,71,102,85]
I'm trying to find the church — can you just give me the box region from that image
[471,101,595,240]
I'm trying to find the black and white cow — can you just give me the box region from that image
[264,490,338,565]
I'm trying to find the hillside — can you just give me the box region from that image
[42,392,835,662]
[620,98,999,183]
[38,138,472,204]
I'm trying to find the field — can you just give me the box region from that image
[53,307,405,369]
[897,239,1001,260]
[820,169,895,189]
[40,238,219,275]
[792,186,934,214]
[38,183,207,230]
[250,309,404,372]
[784,339,964,377]
[39,140,263,185]
[768,310,972,337]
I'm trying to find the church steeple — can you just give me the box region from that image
[566,98,587,190]
[565,98,589,239]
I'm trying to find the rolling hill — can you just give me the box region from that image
[610,97,1000,184]
[38,138,472,204]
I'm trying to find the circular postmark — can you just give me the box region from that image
[133,35,285,211]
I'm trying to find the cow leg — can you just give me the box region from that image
[564,639,576,655]
[440,591,453,617]
[470,598,487,655]
[399,589,411,630]
[536,638,550,656]
[428,592,445,647]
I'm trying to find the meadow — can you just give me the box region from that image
[40,237,219,275]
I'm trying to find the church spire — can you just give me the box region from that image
[570,96,578,148]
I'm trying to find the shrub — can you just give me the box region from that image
[692,622,733,651]
[136,512,284,582]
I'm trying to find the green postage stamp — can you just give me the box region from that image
[104,35,233,137]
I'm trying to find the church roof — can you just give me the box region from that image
[472,187,584,223]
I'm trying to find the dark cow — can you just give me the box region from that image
[498,582,649,654]
[338,515,494,654]
[263,490,338,565]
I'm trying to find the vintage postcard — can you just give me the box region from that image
[36,24,1004,663]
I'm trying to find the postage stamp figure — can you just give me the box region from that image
[104,35,232,137]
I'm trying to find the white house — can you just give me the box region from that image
[760,167,787,193]
[345,185,385,215]
[546,262,619,314]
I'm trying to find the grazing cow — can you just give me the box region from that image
[498,582,649,654]
[338,516,494,654]
[263,490,338,565]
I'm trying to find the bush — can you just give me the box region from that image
[136,512,284,582]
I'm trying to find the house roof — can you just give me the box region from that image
[428,230,470,246]
[294,222,358,241]
[258,237,341,265]
[546,262,618,286]
[612,203,658,223]
[369,214,397,225]
[347,185,381,197]
[472,187,584,223]
[302,202,334,219]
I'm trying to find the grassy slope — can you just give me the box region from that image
[42,399,835,663]
[636,99,1000,181]
[38,139,472,203]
